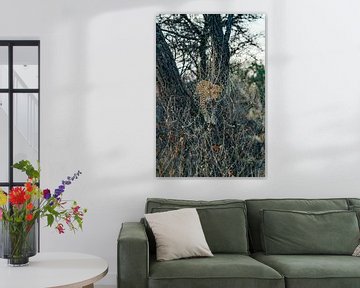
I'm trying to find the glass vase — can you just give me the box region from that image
[0,220,37,266]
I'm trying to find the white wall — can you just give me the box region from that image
[1,0,360,285]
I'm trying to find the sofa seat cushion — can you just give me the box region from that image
[149,254,284,288]
[252,252,360,288]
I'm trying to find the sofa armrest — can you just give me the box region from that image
[118,222,149,288]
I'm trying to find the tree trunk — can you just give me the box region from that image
[205,14,233,87]
[156,23,197,113]
[199,35,208,80]
[198,18,209,80]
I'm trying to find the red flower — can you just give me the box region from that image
[25,182,33,192]
[65,214,71,225]
[72,205,80,215]
[9,187,26,205]
[26,214,33,221]
[26,203,34,210]
[56,223,65,234]
[24,193,31,200]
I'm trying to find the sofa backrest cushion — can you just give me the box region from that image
[261,209,359,255]
[145,198,249,254]
[348,198,360,207]
[246,198,349,252]
[347,199,360,228]
[350,206,360,226]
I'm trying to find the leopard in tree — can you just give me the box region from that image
[195,80,222,125]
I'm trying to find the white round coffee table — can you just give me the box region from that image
[0,252,108,288]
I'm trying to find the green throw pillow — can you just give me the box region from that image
[261,209,360,255]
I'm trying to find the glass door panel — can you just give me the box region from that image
[0,93,9,182]
[13,46,38,89]
[0,46,8,89]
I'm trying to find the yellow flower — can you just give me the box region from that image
[0,190,7,206]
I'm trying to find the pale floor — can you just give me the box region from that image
[95,285,115,288]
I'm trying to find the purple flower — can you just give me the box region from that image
[54,189,63,198]
[54,170,82,199]
[43,189,51,200]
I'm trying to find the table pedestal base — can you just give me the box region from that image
[83,285,94,288]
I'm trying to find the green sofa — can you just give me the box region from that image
[118,198,360,288]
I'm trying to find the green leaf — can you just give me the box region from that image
[75,215,83,230]
[13,160,30,170]
[47,214,54,227]
[12,160,40,180]
[43,204,60,217]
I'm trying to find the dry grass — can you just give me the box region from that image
[156,72,265,177]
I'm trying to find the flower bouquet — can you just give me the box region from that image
[0,160,87,266]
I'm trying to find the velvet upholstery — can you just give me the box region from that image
[149,254,284,288]
[261,209,359,255]
[347,198,360,207]
[118,222,148,288]
[253,252,360,288]
[118,198,360,288]
[146,198,249,254]
[246,198,349,252]
[348,202,360,228]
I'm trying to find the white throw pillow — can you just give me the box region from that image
[353,244,360,256]
[145,208,213,261]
